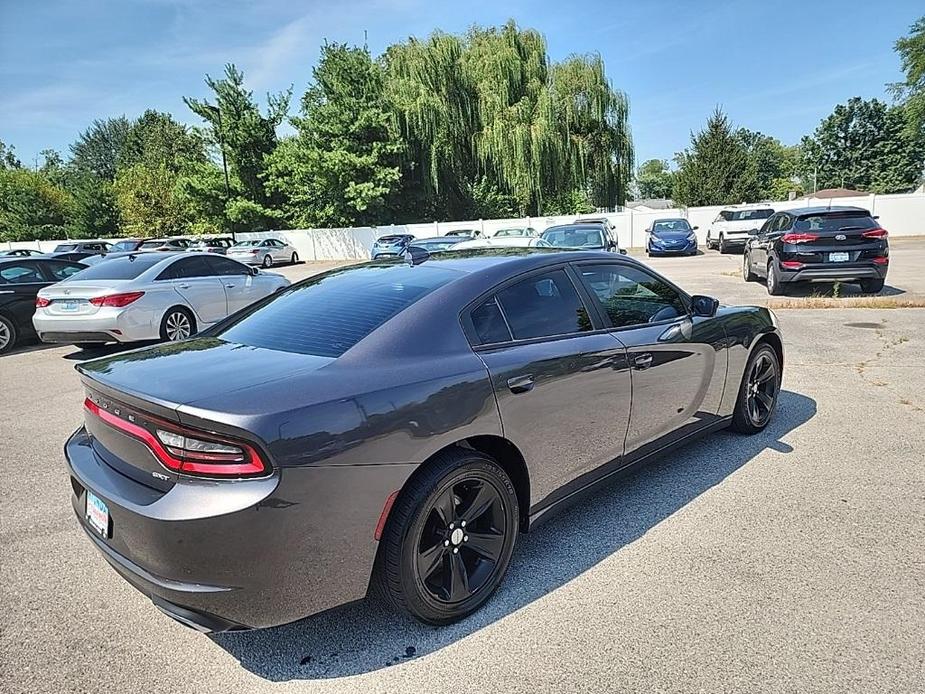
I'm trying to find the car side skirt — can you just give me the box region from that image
[526,415,733,531]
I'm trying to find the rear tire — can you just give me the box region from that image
[262,254,273,268]
[743,251,757,282]
[159,307,196,342]
[290,252,298,264]
[731,343,781,434]
[0,314,17,355]
[859,278,885,294]
[766,260,784,295]
[375,448,519,625]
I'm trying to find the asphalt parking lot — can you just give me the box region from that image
[2,244,924,693]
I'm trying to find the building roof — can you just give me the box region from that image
[627,198,674,210]
[803,187,864,199]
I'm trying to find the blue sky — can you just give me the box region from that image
[0,0,920,168]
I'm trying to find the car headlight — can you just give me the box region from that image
[687,232,696,241]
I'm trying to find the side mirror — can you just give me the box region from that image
[690,295,719,318]
[250,266,259,276]
[748,228,759,236]
[619,248,628,255]
[691,225,699,231]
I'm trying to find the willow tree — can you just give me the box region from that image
[382,21,633,217]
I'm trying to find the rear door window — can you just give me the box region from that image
[160,256,214,280]
[43,261,86,281]
[494,269,592,340]
[470,298,512,344]
[205,256,249,276]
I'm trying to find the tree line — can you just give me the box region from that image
[1,17,923,243]
[0,21,631,242]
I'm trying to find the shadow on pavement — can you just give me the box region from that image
[213,389,816,681]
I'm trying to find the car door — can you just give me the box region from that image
[752,214,789,276]
[0,261,51,335]
[572,261,727,460]
[204,256,262,313]
[157,256,228,324]
[465,266,633,508]
[271,239,289,262]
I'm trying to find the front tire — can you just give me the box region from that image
[159,307,196,342]
[0,314,17,355]
[719,234,727,253]
[859,278,885,294]
[375,448,519,625]
[731,343,781,434]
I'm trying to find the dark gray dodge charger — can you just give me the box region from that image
[65,249,783,631]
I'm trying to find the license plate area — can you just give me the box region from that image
[86,491,110,537]
[829,252,850,263]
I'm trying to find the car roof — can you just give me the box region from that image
[652,217,689,223]
[543,223,605,232]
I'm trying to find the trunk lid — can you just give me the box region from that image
[39,280,135,316]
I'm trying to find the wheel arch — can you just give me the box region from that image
[389,435,531,534]
[753,330,784,373]
[160,303,198,334]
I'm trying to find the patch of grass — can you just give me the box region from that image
[719,270,740,277]
[767,297,925,309]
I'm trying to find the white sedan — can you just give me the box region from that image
[33,252,289,346]
[227,238,299,267]
[448,236,553,250]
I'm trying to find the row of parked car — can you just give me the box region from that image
[371,217,626,259]
[643,203,891,295]
[0,238,297,354]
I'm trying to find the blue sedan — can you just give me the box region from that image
[646,218,699,256]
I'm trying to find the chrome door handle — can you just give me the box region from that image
[634,353,654,369]
[0,290,13,294]
[178,283,191,289]
[507,375,535,394]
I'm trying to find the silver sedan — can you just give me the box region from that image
[33,252,289,345]
[227,238,299,267]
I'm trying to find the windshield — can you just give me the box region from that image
[139,240,167,249]
[64,254,165,280]
[234,240,262,247]
[216,264,462,357]
[719,209,774,221]
[375,236,408,245]
[793,212,877,232]
[651,220,691,233]
[541,226,605,248]
[110,241,138,252]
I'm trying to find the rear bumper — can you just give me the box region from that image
[33,310,157,343]
[65,426,417,630]
[778,263,888,283]
[227,255,261,265]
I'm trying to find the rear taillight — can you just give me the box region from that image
[89,291,145,308]
[35,297,51,308]
[872,256,889,265]
[84,397,269,477]
[862,228,888,239]
[780,260,804,270]
[781,233,819,244]
[250,249,260,254]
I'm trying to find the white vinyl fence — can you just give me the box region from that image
[5,191,923,261]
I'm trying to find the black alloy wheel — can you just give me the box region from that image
[0,314,17,354]
[376,449,518,624]
[731,344,780,434]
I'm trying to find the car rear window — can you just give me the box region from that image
[720,209,773,221]
[54,244,77,252]
[541,226,605,248]
[67,254,165,280]
[793,212,877,232]
[215,264,462,357]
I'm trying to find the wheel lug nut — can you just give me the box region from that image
[460,521,466,527]
[444,540,450,547]
[453,548,459,554]
[463,535,468,542]
[449,523,454,530]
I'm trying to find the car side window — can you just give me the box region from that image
[758,216,776,236]
[0,263,44,284]
[776,214,792,232]
[577,264,687,328]
[470,297,512,344]
[206,256,249,276]
[494,269,592,340]
[160,256,214,280]
[45,262,85,281]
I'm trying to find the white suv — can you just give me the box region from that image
[706,205,775,253]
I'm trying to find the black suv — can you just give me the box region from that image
[743,206,889,295]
